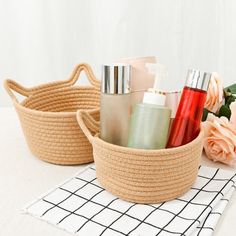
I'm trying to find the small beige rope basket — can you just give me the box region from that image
[77,109,204,204]
[4,63,100,165]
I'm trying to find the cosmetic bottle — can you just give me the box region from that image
[128,90,171,149]
[167,69,211,148]
[100,64,131,146]
[146,63,181,121]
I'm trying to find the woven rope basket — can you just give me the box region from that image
[77,109,204,204]
[4,63,100,165]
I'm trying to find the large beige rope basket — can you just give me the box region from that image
[4,63,100,165]
[77,109,204,204]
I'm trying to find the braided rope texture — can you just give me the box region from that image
[4,63,100,165]
[77,109,204,204]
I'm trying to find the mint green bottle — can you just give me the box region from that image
[128,91,171,149]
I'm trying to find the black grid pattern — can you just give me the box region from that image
[25,165,236,236]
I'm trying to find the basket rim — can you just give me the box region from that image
[14,101,99,117]
[92,129,204,155]
[13,85,100,117]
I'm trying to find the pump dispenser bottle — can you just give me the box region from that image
[128,85,171,149]
[146,63,181,121]
[128,91,171,149]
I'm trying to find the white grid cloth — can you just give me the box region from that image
[24,165,236,236]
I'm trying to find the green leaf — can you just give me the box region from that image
[202,108,217,121]
[223,88,232,97]
[225,95,236,107]
[225,84,236,94]
[219,105,231,120]
[202,108,209,121]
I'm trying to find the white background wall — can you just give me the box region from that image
[1,0,236,106]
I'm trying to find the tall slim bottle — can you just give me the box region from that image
[167,69,211,148]
[100,64,131,146]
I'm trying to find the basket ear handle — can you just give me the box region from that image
[76,109,100,143]
[4,79,31,103]
[69,63,100,89]
[4,63,100,104]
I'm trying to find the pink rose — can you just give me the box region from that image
[205,72,224,113]
[203,113,236,165]
[230,101,236,127]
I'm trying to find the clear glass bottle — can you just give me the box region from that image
[100,64,131,146]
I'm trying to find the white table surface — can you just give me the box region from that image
[0,107,236,236]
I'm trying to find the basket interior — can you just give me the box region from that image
[22,87,100,112]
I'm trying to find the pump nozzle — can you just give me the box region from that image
[145,63,168,91]
[142,63,169,106]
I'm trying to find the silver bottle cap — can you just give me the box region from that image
[185,69,211,92]
[101,64,131,94]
